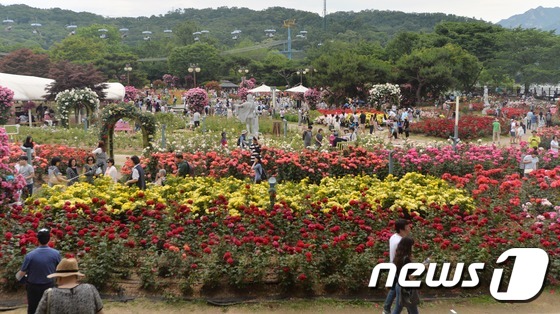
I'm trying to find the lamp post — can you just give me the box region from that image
[188,63,201,88]
[124,64,132,86]
[451,92,460,153]
[305,66,317,86]
[296,69,304,85]
[238,67,249,86]
[268,176,277,210]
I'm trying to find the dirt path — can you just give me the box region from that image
[3,290,559,314]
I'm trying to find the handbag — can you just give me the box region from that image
[399,255,420,307]
[400,286,420,307]
[48,174,60,185]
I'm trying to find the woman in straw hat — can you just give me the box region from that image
[35,258,104,314]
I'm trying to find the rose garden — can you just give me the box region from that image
[1,78,560,307]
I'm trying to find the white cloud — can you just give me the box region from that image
[1,0,559,22]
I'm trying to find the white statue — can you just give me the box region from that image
[235,94,259,137]
[484,85,490,106]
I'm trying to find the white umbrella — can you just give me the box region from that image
[249,84,272,93]
[285,84,308,93]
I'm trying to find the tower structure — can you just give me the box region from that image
[323,0,327,31]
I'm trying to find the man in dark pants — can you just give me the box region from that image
[16,229,61,314]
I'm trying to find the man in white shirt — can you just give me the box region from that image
[383,219,411,314]
[193,111,201,127]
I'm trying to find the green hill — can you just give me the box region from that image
[0,4,484,51]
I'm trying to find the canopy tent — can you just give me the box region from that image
[285,84,308,93]
[249,84,272,93]
[219,80,239,89]
[0,73,124,101]
[102,82,125,100]
[0,72,54,101]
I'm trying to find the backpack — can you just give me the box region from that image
[186,162,194,176]
[260,166,268,180]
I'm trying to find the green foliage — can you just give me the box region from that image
[167,43,223,86]
[50,36,107,64]
[313,41,392,104]
[0,48,50,77]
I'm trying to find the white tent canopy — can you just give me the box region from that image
[102,82,125,100]
[249,84,272,93]
[0,73,125,101]
[0,72,54,101]
[285,84,308,93]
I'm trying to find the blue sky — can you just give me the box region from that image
[1,0,558,23]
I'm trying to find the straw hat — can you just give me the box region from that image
[47,258,85,278]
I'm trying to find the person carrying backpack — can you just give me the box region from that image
[175,153,193,177]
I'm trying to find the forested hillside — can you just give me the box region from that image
[1,4,559,105]
[0,4,480,51]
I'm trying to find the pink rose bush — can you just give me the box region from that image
[0,86,14,124]
[184,88,209,113]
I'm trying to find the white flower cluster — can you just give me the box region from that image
[369,83,402,105]
[55,88,100,125]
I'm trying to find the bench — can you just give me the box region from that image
[115,120,133,133]
[337,141,350,151]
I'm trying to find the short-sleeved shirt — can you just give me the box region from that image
[18,164,34,185]
[21,246,61,285]
[35,284,103,314]
[523,155,539,171]
[528,136,541,149]
[389,233,402,263]
[492,121,501,132]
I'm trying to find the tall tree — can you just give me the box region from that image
[312,41,392,104]
[45,61,107,100]
[397,46,455,102]
[0,48,50,77]
[167,43,222,86]
[50,36,107,64]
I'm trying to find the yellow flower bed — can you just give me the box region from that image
[33,173,474,215]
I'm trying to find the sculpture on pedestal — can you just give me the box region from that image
[235,94,259,137]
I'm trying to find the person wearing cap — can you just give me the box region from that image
[35,258,104,314]
[16,229,61,314]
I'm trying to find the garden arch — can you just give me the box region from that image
[56,88,100,128]
[99,103,156,159]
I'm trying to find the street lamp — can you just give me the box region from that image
[188,63,201,88]
[296,69,304,85]
[238,67,249,86]
[305,66,317,86]
[124,64,132,86]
